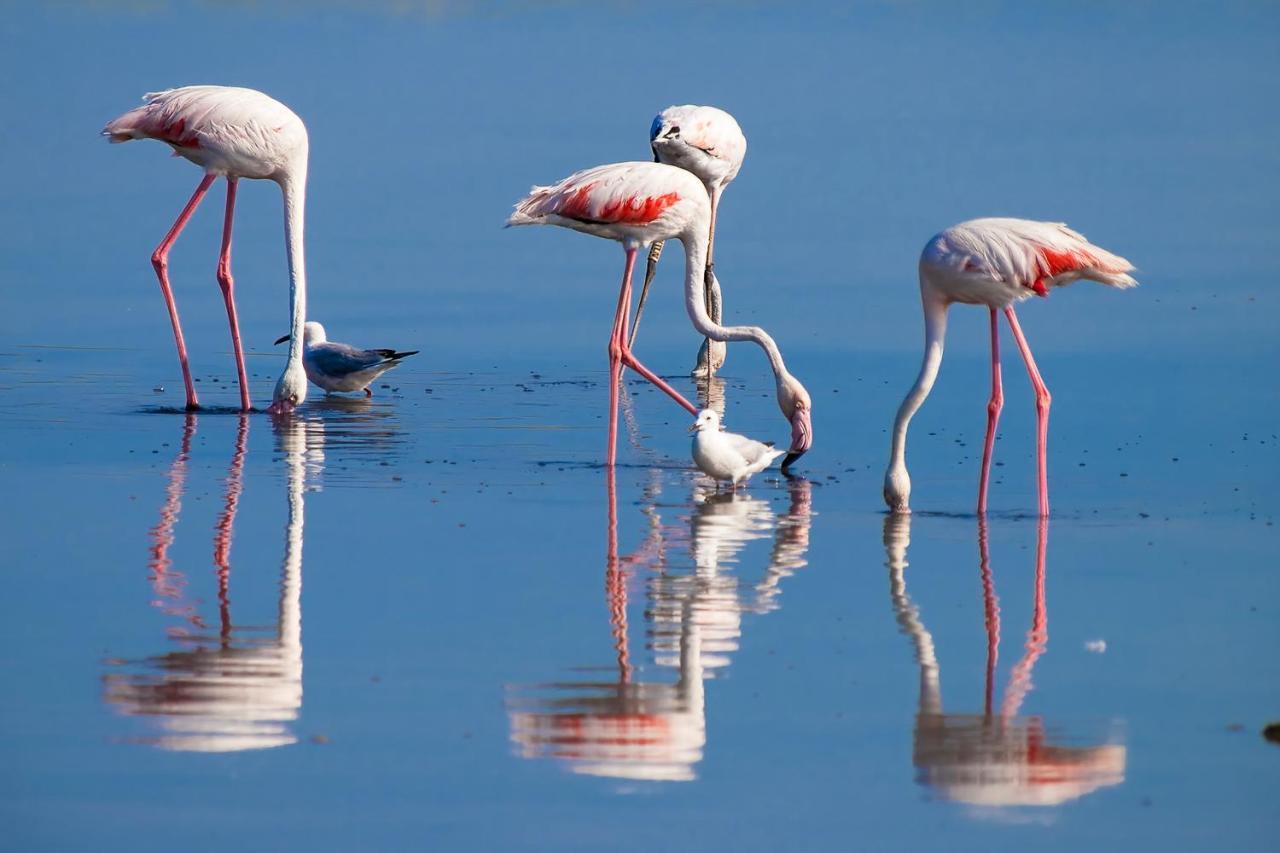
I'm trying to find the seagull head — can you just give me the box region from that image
[274,321,326,347]
[689,408,721,433]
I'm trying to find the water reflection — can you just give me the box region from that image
[506,468,813,782]
[102,415,318,752]
[884,515,1126,808]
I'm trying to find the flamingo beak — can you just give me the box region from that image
[781,406,812,470]
[274,334,290,345]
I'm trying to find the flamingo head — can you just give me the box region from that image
[776,373,812,469]
[883,464,912,513]
[268,360,307,416]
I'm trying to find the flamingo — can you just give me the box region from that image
[629,105,746,378]
[103,85,310,414]
[884,218,1136,516]
[508,161,811,467]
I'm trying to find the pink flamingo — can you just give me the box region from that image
[103,86,310,414]
[884,218,1136,516]
[630,105,747,377]
[508,161,811,467]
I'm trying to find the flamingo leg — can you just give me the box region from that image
[977,308,1004,515]
[606,249,637,466]
[693,195,725,376]
[1003,307,1052,517]
[152,174,216,410]
[216,178,252,412]
[607,248,699,465]
[627,240,664,351]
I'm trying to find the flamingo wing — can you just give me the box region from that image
[940,218,1137,297]
[103,85,305,158]
[508,161,703,228]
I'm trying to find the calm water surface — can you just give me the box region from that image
[1,2,1277,850]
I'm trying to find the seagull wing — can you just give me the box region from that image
[308,342,403,377]
[723,431,777,465]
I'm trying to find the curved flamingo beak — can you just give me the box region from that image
[781,406,812,470]
[274,334,290,345]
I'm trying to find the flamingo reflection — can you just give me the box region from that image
[507,466,813,782]
[103,414,318,752]
[884,515,1125,808]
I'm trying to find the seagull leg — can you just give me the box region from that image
[977,308,1004,515]
[1003,307,1052,517]
[152,174,216,410]
[216,178,252,411]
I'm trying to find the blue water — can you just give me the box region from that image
[1,2,1277,850]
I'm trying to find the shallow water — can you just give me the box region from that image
[2,2,1278,851]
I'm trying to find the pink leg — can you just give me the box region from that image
[605,249,637,466]
[977,308,1004,515]
[152,174,216,409]
[606,248,699,466]
[1003,307,1052,516]
[216,178,252,411]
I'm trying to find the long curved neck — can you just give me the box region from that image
[279,162,308,369]
[679,225,789,383]
[888,287,948,473]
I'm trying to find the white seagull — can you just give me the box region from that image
[274,321,418,397]
[690,409,786,488]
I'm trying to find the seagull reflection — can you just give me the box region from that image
[102,414,318,752]
[506,468,814,782]
[884,515,1125,808]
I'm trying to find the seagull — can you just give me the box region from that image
[274,321,418,397]
[689,409,786,488]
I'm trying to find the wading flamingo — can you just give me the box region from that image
[884,218,1136,516]
[508,161,811,467]
[630,105,746,378]
[104,86,310,414]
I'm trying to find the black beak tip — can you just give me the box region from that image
[274,334,290,345]
[781,449,806,471]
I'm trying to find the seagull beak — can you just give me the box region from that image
[688,421,700,433]
[274,334,290,346]
[781,406,813,470]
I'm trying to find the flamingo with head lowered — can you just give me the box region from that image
[629,105,746,379]
[104,85,310,414]
[884,218,1136,516]
[508,161,811,468]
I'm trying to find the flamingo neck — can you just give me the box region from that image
[679,226,790,385]
[279,165,308,373]
[887,289,948,477]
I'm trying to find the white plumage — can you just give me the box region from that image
[921,218,1137,308]
[649,105,746,190]
[508,161,707,243]
[690,409,786,487]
